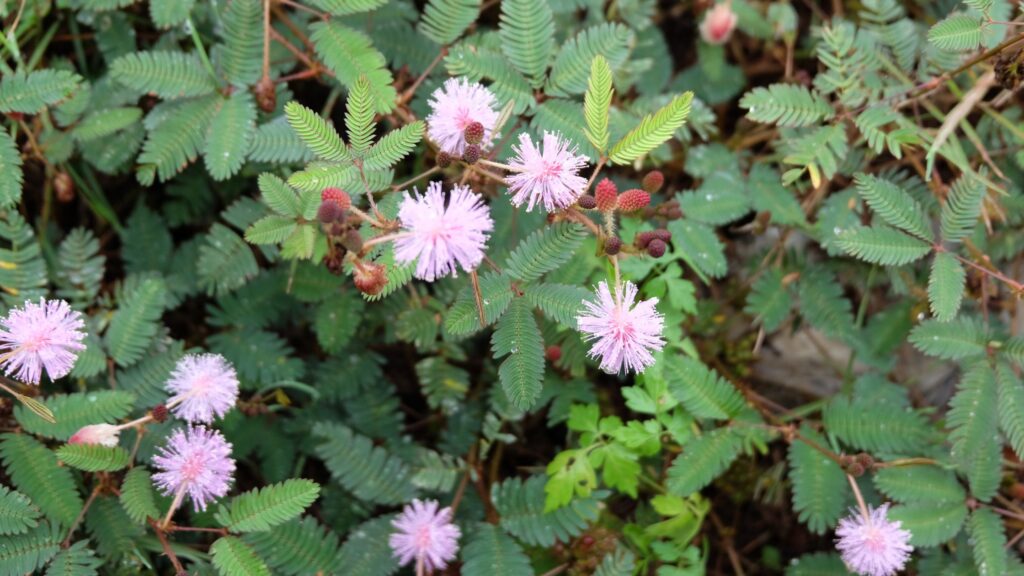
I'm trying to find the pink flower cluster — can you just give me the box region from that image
[0,298,86,385]
[389,499,461,572]
[506,132,590,212]
[152,425,235,512]
[165,353,240,424]
[427,78,499,156]
[577,281,665,375]
[835,504,913,576]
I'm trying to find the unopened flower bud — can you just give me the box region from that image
[699,2,738,45]
[69,423,121,447]
[647,239,667,258]
[577,195,597,209]
[604,236,622,255]
[642,170,665,193]
[855,453,875,471]
[652,229,672,243]
[436,151,453,168]
[545,345,562,362]
[634,231,655,249]
[254,76,277,113]
[846,462,865,477]
[151,403,169,423]
[462,144,481,165]
[354,262,388,296]
[618,189,651,211]
[55,171,74,203]
[595,178,618,211]
[321,188,352,211]
[318,200,342,224]
[341,229,364,253]
[464,121,485,145]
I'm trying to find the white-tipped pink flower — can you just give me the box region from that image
[576,281,665,374]
[0,298,86,385]
[69,423,121,447]
[165,353,239,424]
[835,503,913,576]
[506,132,590,212]
[389,499,461,573]
[394,182,493,282]
[700,2,738,45]
[152,425,235,512]
[427,78,499,156]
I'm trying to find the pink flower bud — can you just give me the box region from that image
[69,423,121,447]
[700,3,738,45]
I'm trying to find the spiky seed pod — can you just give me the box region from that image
[354,262,388,295]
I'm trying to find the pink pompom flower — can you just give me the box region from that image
[152,425,235,513]
[506,132,590,212]
[576,281,665,374]
[394,181,493,282]
[0,298,86,385]
[69,423,121,447]
[165,353,240,424]
[835,503,913,576]
[389,499,461,573]
[427,78,500,156]
[700,2,738,45]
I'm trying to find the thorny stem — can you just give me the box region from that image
[260,0,272,83]
[62,485,102,547]
[360,232,408,250]
[392,166,440,191]
[278,0,328,19]
[415,555,425,576]
[161,486,187,529]
[399,47,448,105]
[846,474,871,525]
[149,520,186,574]
[937,245,1024,293]
[470,269,486,328]
[348,205,386,228]
[585,156,608,192]
[477,158,517,172]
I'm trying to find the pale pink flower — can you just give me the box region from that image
[576,281,665,374]
[700,2,738,45]
[69,424,121,447]
[395,182,493,282]
[506,132,590,212]
[389,499,461,572]
[152,425,235,512]
[0,298,86,384]
[835,504,913,576]
[165,354,239,424]
[427,78,499,156]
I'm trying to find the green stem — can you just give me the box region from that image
[843,265,876,391]
[187,17,221,88]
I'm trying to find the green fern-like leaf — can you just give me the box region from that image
[739,84,834,127]
[245,216,297,245]
[211,536,271,576]
[909,317,988,360]
[492,298,545,410]
[995,361,1024,461]
[0,70,81,113]
[445,272,515,336]
[928,14,983,52]
[583,55,613,154]
[56,444,130,472]
[72,107,142,142]
[309,0,388,15]
[609,92,693,164]
[249,118,315,164]
[0,129,24,210]
[364,121,424,169]
[56,228,106,304]
[346,76,376,155]
[505,222,587,282]
[309,22,397,113]
[594,546,636,576]
[215,479,320,533]
[493,475,600,547]
[874,466,965,504]
[0,485,40,535]
[928,252,966,322]
[744,267,792,331]
[0,521,61,576]
[419,0,479,45]
[137,95,222,182]
[0,434,83,527]
[787,427,848,534]
[85,496,141,560]
[796,268,855,342]
[311,423,418,504]
[852,173,933,241]
[204,92,257,180]
[221,0,262,86]
[667,219,727,280]
[44,540,102,576]
[781,125,848,187]
[498,0,555,87]
[0,212,47,305]
[835,225,931,266]
[664,356,746,420]
[149,0,195,28]
[14,390,136,440]
[446,42,534,115]
[283,101,349,163]
[461,523,533,576]
[546,24,633,97]
[822,396,932,453]
[888,501,968,548]
[677,172,751,226]
[198,223,260,295]
[105,275,167,366]
[948,362,1001,500]
[967,508,1008,575]
[941,174,985,242]
[784,553,846,575]
[334,516,399,576]
[111,51,217,98]
[525,282,591,328]
[243,517,340,576]
[666,428,743,497]
[119,467,159,524]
